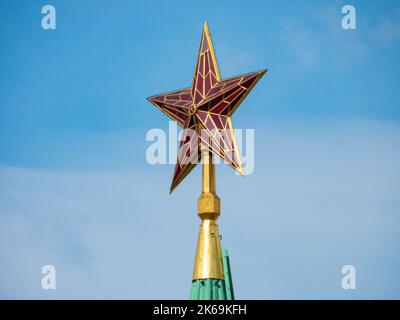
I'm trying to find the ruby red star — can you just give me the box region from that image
[147,22,267,192]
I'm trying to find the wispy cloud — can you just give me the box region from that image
[1,119,399,299]
[372,14,400,47]
[279,2,400,72]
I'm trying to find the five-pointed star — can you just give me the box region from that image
[147,22,267,193]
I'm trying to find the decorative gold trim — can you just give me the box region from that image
[204,22,221,81]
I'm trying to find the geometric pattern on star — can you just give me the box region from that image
[148,22,267,192]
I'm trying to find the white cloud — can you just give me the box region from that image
[0,119,400,299]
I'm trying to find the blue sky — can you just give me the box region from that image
[0,0,399,299]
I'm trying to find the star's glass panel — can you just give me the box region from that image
[170,116,201,192]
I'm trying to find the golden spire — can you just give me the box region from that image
[192,145,224,280]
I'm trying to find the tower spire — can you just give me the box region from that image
[190,146,234,299]
[147,22,266,300]
[193,146,223,280]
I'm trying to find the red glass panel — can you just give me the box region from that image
[196,75,203,95]
[180,93,192,101]
[240,76,257,90]
[197,110,208,124]
[152,95,164,102]
[202,33,209,52]
[204,73,212,95]
[199,55,204,76]
[205,115,213,131]
[211,114,224,129]
[210,101,229,114]
[224,89,243,104]
[205,52,210,74]
[223,78,241,89]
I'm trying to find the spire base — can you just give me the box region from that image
[192,218,224,280]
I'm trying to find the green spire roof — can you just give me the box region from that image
[190,249,234,300]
